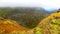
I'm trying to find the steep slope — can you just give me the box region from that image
[36,10,60,34]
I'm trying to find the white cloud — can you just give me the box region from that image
[0,0,60,11]
[0,0,60,7]
[0,0,41,7]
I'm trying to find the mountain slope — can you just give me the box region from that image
[0,7,49,28]
[36,10,60,34]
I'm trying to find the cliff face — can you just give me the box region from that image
[37,10,60,34]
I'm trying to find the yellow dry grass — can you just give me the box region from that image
[37,11,60,34]
[0,18,31,34]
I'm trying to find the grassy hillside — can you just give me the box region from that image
[37,10,60,34]
[0,8,60,34]
[0,17,31,34]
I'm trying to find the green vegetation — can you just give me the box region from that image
[51,19,60,34]
[0,7,60,34]
[35,27,41,34]
[36,11,60,34]
[0,7,49,28]
[51,19,60,25]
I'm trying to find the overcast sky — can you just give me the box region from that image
[0,0,60,11]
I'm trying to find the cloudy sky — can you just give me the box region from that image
[0,0,60,11]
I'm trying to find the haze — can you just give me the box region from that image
[0,0,60,11]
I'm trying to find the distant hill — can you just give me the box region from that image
[0,7,50,28]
